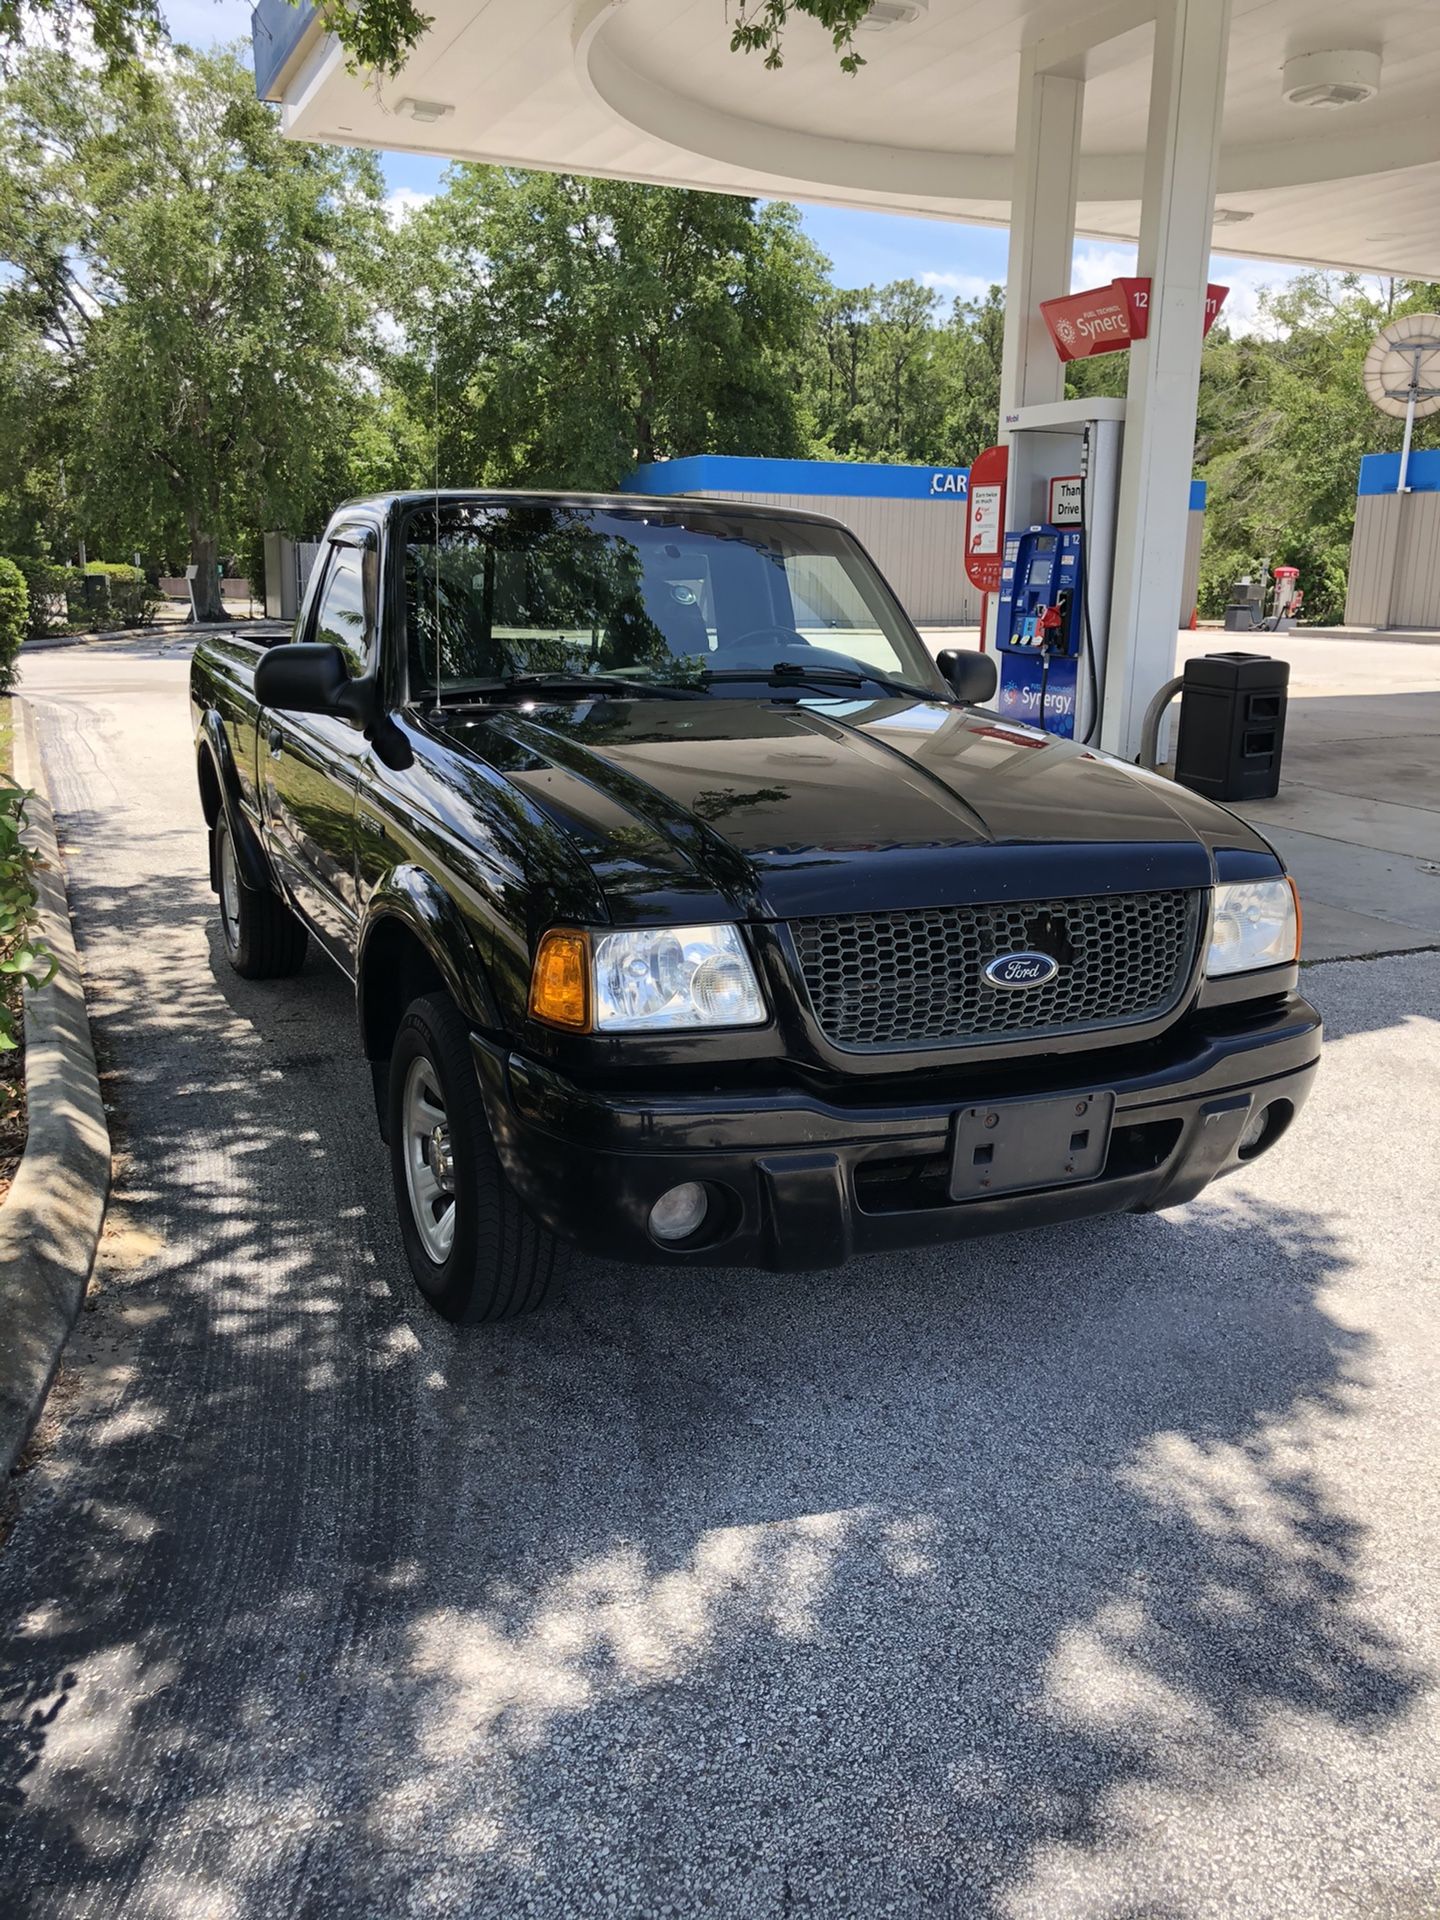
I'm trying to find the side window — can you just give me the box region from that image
[312,547,369,676]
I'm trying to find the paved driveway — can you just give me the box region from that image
[3,640,1438,1920]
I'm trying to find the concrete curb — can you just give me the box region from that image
[0,698,111,1481]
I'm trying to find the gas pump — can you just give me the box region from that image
[995,397,1125,744]
[994,525,1085,736]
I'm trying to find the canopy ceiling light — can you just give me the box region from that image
[395,98,455,124]
[1212,208,1255,226]
[1281,48,1381,110]
[857,0,929,31]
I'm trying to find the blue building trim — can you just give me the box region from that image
[624,455,1208,512]
[622,455,971,501]
[1358,449,1440,495]
[252,0,318,100]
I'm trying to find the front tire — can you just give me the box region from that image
[214,813,307,979]
[388,992,566,1323]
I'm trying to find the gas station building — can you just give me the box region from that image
[254,0,1440,754]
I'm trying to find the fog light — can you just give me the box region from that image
[1238,1104,1272,1158]
[649,1181,709,1243]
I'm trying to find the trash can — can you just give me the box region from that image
[1223,577,1263,632]
[1173,652,1289,802]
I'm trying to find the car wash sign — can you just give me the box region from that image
[927,468,968,497]
[1040,277,1229,362]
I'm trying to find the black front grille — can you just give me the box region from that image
[790,890,1200,1050]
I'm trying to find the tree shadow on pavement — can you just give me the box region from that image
[0,827,1426,1920]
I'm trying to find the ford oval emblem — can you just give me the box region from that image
[984,950,1060,990]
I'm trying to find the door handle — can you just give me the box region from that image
[267,726,284,757]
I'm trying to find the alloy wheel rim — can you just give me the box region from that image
[218,826,242,954]
[402,1053,456,1263]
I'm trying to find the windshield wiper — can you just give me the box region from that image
[503,673,705,701]
[426,673,704,705]
[701,663,948,702]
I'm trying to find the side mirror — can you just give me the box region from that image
[937,648,998,705]
[255,643,377,730]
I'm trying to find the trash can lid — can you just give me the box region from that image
[1183,651,1291,691]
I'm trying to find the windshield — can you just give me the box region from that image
[402,501,946,701]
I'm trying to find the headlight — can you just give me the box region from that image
[1205,878,1299,976]
[529,924,767,1032]
[595,923,766,1031]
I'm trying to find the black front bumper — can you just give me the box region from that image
[472,995,1322,1272]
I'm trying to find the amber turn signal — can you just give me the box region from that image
[1287,876,1303,961]
[529,929,590,1030]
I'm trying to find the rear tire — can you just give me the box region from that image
[388,991,566,1323]
[214,813,308,979]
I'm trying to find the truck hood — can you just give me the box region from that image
[436,696,1278,921]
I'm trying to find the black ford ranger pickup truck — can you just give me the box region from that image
[191,491,1320,1322]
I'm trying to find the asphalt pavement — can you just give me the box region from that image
[2,637,1439,1920]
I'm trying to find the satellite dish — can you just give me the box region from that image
[1363,314,1440,421]
[1362,313,1440,493]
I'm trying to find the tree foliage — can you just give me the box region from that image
[727,0,875,74]
[805,280,1006,466]
[386,168,830,490]
[0,554,25,689]
[0,46,386,616]
[0,775,58,1053]
[1192,275,1440,621]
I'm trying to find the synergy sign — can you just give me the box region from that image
[1040,277,1229,363]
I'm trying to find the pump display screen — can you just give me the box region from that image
[1033,536,1057,553]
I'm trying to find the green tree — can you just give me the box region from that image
[0,306,78,563]
[935,285,1006,462]
[0,47,386,618]
[1194,274,1440,621]
[387,168,828,490]
[808,280,1003,465]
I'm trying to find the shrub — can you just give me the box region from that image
[0,558,27,692]
[14,559,81,640]
[0,777,58,1052]
[13,557,159,637]
[83,561,161,630]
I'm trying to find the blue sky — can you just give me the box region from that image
[174,0,1300,335]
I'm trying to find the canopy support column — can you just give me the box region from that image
[1102,0,1232,757]
[999,48,1082,421]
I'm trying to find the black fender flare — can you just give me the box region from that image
[356,866,503,1054]
[197,711,273,896]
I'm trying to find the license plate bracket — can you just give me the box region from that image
[950,1091,1116,1201]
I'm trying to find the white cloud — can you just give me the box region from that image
[384,187,434,228]
[1069,243,1139,292]
[921,270,1000,304]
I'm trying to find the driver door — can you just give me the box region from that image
[262,537,373,969]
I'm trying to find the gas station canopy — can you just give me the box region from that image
[255,0,1440,281]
